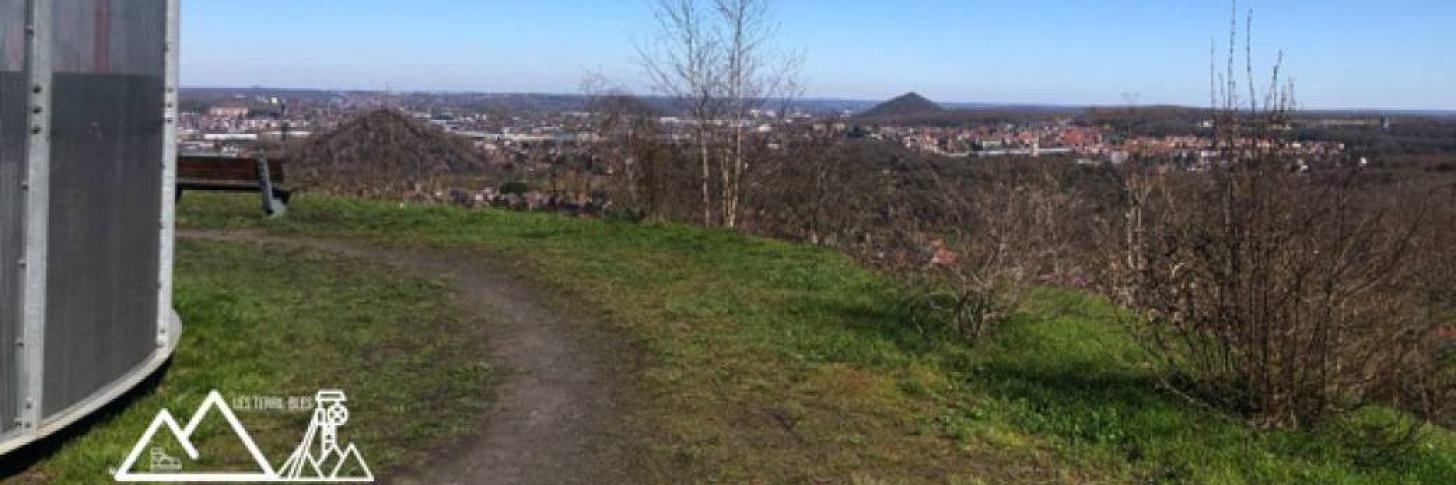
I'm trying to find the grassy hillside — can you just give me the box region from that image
[171,193,1456,484]
[2,239,491,484]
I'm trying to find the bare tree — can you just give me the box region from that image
[642,0,722,226]
[581,72,667,219]
[1102,6,1452,434]
[712,0,799,228]
[642,0,799,228]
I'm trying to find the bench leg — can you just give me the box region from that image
[264,197,288,218]
[256,157,287,218]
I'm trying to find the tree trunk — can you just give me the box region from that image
[700,129,712,226]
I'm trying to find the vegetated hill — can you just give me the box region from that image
[854,92,1074,126]
[857,92,945,119]
[171,194,1456,483]
[291,109,488,197]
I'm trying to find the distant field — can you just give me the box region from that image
[167,192,1456,484]
[1,238,491,484]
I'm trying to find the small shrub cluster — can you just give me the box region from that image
[1104,161,1454,429]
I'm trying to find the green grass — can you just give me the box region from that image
[167,192,1456,483]
[4,238,492,484]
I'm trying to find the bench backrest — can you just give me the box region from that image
[178,155,288,184]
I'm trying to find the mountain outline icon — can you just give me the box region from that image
[114,390,277,482]
[280,442,370,481]
[114,389,375,483]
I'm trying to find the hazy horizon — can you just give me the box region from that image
[178,85,1456,115]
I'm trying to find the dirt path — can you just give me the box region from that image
[179,229,627,485]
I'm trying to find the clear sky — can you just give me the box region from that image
[181,0,1456,110]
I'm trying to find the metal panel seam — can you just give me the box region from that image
[157,0,179,348]
[16,0,51,434]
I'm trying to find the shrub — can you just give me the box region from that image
[1104,156,1454,430]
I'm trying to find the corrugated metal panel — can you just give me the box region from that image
[0,0,177,453]
[0,0,28,437]
[41,0,166,416]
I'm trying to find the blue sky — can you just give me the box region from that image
[181,1,1455,109]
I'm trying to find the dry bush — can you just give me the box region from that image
[904,159,1094,342]
[1098,4,1456,431]
[746,134,896,245]
[776,154,1100,344]
[1098,17,1456,425]
[1407,183,1456,427]
[583,89,677,220]
[741,127,1106,344]
[1419,184,1456,313]
[1105,159,1455,429]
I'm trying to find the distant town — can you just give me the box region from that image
[181,87,1408,177]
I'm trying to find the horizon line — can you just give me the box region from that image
[177,84,1456,114]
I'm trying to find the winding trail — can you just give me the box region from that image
[179,229,626,485]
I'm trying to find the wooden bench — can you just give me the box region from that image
[177,154,292,216]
